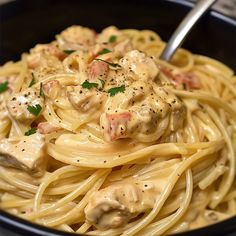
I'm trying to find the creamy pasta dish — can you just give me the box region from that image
[0,25,236,235]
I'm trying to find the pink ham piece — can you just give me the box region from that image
[87,60,109,81]
[103,112,132,141]
[160,67,201,89]
[38,122,61,134]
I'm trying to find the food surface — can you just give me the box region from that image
[0,25,236,235]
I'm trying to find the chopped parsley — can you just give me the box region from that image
[63,49,76,54]
[109,35,117,43]
[24,127,37,136]
[40,83,44,97]
[98,48,111,55]
[27,104,42,116]
[29,73,36,87]
[108,85,125,96]
[0,81,9,94]
[82,80,98,89]
[95,58,121,68]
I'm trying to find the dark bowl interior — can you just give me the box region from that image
[0,0,236,235]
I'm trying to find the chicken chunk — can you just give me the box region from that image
[100,80,185,142]
[7,87,44,122]
[0,133,45,172]
[119,50,159,81]
[113,39,133,58]
[96,26,122,44]
[43,80,62,99]
[27,44,65,69]
[68,86,105,112]
[85,181,158,230]
[57,25,96,51]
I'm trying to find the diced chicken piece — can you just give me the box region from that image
[58,26,96,49]
[96,26,122,44]
[43,80,62,99]
[7,87,44,122]
[0,133,45,172]
[30,44,65,60]
[0,75,17,93]
[85,181,157,230]
[113,39,133,58]
[101,80,185,142]
[154,86,186,132]
[87,60,109,81]
[120,50,159,81]
[27,44,65,69]
[33,54,64,80]
[38,122,61,134]
[68,86,105,112]
[160,67,201,89]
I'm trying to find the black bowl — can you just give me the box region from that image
[0,0,236,235]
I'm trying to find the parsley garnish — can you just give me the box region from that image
[98,48,111,55]
[63,50,76,54]
[24,127,37,136]
[82,80,98,89]
[109,35,117,43]
[108,85,125,96]
[0,81,8,94]
[27,104,42,116]
[95,58,121,68]
[99,79,105,89]
[29,73,36,87]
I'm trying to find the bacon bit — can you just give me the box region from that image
[160,67,201,89]
[87,60,109,81]
[106,112,132,141]
[42,80,61,99]
[38,122,61,134]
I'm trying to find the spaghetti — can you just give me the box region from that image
[0,25,235,235]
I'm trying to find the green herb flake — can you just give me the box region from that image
[98,48,112,55]
[24,127,37,136]
[0,81,9,94]
[108,85,125,96]
[82,80,98,89]
[99,79,105,89]
[27,104,42,116]
[109,35,117,43]
[63,49,76,55]
[29,73,36,87]
[95,58,121,68]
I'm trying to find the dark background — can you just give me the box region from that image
[0,0,236,69]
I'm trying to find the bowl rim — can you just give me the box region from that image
[0,0,236,235]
